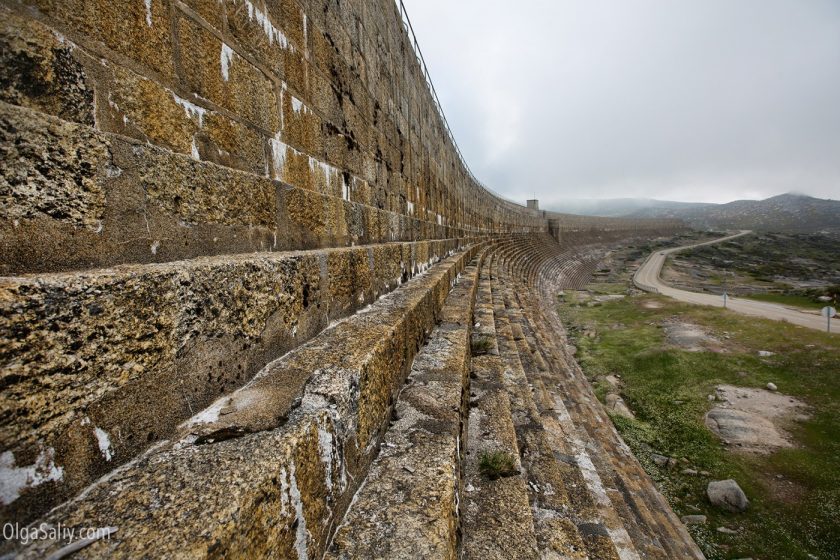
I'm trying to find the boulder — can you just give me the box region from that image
[707,479,749,512]
[766,382,777,391]
[651,453,670,467]
[605,393,636,420]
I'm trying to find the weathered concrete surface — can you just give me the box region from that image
[12,246,478,558]
[461,263,542,560]
[327,255,480,559]
[0,239,468,523]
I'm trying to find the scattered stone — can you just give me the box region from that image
[651,454,670,467]
[705,385,809,453]
[686,504,701,512]
[716,526,738,535]
[681,515,707,525]
[681,469,698,476]
[707,479,749,512]
[667,458,679,469]
[766,382,777,391]
[757,350,775,357]
[402,465,415,474]
[465,483,475,492]
[604,374,621,390]
[707,395,716,402]
[605,393,636,419]
[699,471,711,477]
[664,322,718,351]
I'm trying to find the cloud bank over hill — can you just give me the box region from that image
[403,0,840,205]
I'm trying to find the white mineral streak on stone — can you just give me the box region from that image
[288,461,309,560]
[308,157,335,191]
[270,137,289,178]
[317,422,335,491]
[575,451,610,507]
[150,240,160,255]
[191,138,200,160]
[279,466,290,515]
[186,400,223,426]
[144,0,153,26]
[303,13,308,55]
[341,176,349,201]
[608,526,641,560]
[220,44,235,81]
[407,201,414,214]
[244,0,289,47]
[291,96,305,113]
[93,427,113,462]
[437,214,443,225]
[0,448,64,505]
[171,92,206,126]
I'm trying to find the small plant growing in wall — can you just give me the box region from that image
[471,334,494,356]
[479,450,518,480]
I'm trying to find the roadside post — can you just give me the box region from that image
[723,292,728,309]
[822,306,836,333]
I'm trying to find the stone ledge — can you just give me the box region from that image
[0,238,473,524]
[12,243,480,559]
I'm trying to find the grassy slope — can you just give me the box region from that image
[559,290,840,560]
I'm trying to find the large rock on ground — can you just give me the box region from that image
[707,479,749,512]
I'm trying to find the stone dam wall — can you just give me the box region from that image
[0,1,695,558]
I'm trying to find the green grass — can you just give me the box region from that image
[743,293,827,310]
[479,450,518,480]
[471,334,494,355]
[586,282,628,295]
[559,294,840,560]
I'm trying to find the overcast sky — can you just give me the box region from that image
[400,0,840,206]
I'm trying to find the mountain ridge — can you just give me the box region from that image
[548,193,840,232]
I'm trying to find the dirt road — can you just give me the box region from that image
[634,231,836,334]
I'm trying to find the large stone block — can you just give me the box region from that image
[27,0,175,80]
[0,250,325,522]
[280,86,324,156]
[180,0,226,30]
[226,0,289,77]
[0,6,95,126]
[177,15,279,132]
[0,101,109,230]
[0,103,280,273]
[327,247,372,317]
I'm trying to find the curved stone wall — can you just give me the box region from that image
[0,0,553,275]
[0,0,683,527]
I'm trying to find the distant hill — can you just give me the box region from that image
[626,193,840,232]
[547,198,713,218]
[549,194,840,232]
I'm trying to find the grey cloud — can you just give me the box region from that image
[401,0,840,205]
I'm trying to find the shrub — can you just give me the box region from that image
[471,335,494,355]
[478,450,518,480]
